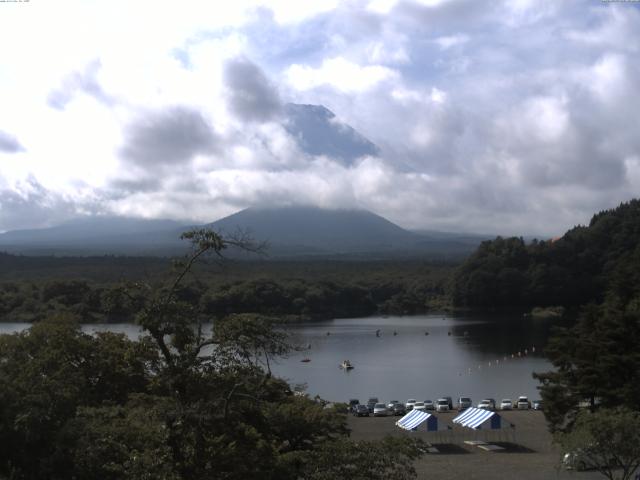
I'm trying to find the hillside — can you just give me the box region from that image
[0,207,484,259]
[451,199,640,309]
[0,217,187,255]
[209,206,416,254]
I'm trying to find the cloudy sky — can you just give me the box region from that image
[0,0,639,236]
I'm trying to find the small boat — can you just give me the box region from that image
[300,358,311,363]
[340,360,354,370]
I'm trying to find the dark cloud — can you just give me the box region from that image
[47,59,114,110]
[0,178,78,232]
[223,57,282,122]
[119,106,217,167]
[0,130,24,153]
[394,0,499,34]
[107,177,162,196]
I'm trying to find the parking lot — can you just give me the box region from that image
[348,409,608,479]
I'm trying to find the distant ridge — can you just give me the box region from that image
[0,206,486,258]
[0,217,187,256]
[208,206,419,255]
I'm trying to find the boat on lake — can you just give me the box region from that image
[340,360,354,370]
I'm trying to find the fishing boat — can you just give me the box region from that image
[340,360,354,370]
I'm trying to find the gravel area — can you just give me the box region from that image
[348,410,611,479]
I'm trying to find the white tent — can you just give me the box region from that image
[452,407,510,430]
[396,409,440,431]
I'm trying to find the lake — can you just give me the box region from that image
[0,313,557,406]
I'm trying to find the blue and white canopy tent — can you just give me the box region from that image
[396,409,439,432]
[453,407,502,429]
[452,407,515,444]
[396,409,452,444]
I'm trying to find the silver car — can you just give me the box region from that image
[500,399,513,410]
[435,398,450,412]
[477,399,494,411]
[458,397,472,410]
[373,403,389,416]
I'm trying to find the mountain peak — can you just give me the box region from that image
[209,205,415,255]
[283,103,379,164]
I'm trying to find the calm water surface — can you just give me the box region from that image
[0,313,556,405]
[272,313,555,404]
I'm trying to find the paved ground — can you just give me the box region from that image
[348,410,613,479]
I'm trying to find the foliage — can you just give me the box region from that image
[534,306,640,432]
[283,436,425,480]
[452,199,640,309]
[555,408,640,480]
[0,314,157,479]
[0,229,425,480]
[0,259,451,323]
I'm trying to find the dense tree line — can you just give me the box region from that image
[452,199,640,309]
[0,230,425,480]
[0,262,450,323]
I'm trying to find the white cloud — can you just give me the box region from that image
[0,0,639,237]
[435,34,469,50]
[286,57,398,93]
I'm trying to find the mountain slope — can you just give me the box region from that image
[209,206,418,255]
[0,207,485,258]
[0,217,187,255]
[283,104,379,164]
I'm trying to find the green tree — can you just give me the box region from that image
[555,408,640,480]
[284,436,425,480]
[0,229,426,480]
[0,314,156,479]
[534,306,640,432]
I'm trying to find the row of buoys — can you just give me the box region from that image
[371,329,466,336]
[459,346,537,376]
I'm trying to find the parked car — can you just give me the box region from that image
[373,403,389,416]
[458,397,472,411]
[392,403,406,416]
[500,399,513,410]
[435,398,450,412]
[424,400,434,410]
[348,399,360,412]
[517,396,530,410]
[441,396,453,410]
[478,399,495,411]
[405,399,417,411]
[387,400,400,409]
[562,449,614,471]
[413,401,426,411]
[533,400,543,410]
[367,397,379,413]
[353,404,370,417]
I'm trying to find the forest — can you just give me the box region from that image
[451,199,640,310]
[0,230,425,479]
[0,256,451,323]
[3,202,640,478]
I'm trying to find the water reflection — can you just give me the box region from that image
[0,314,559,404]
[274,314,557,403]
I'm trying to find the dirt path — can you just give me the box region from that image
[348,410,609,479]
